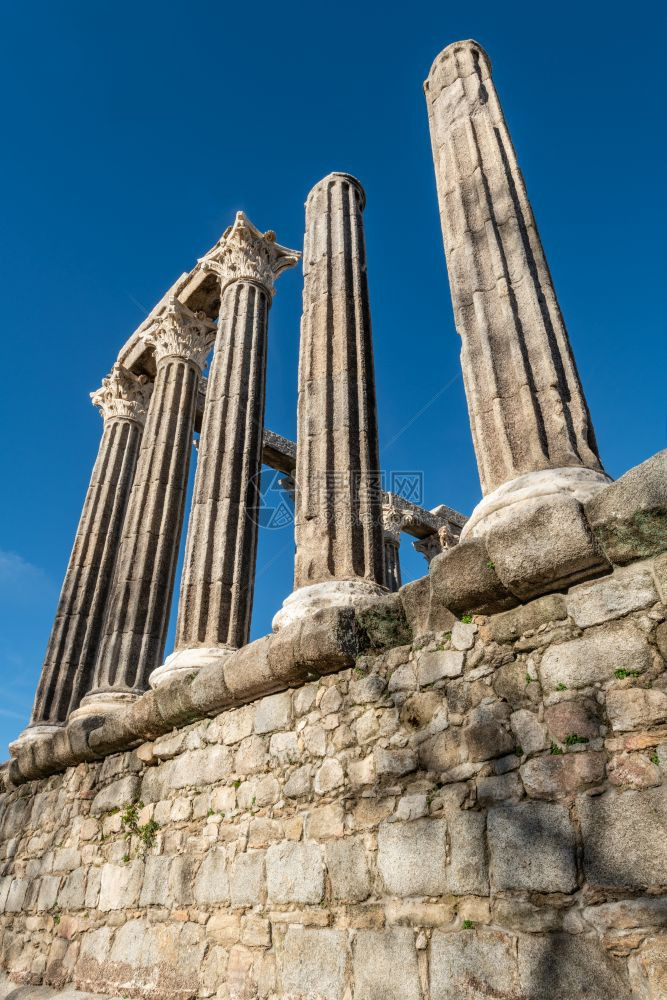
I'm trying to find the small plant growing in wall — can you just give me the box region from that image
[120,800,160,857]
[462,920,475,930]
[460,614,473,624]
[550,743,564,755]
[614,668,639,680]
[564,733,589,746]
[556,683,568,691]
[650,752,660,766]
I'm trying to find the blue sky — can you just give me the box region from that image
[1,1,665,752]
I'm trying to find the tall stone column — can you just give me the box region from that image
[79,298,216,712]
[151,214,299,686]
[425,40,609,536]
[12,366,151,746]
[274,173,386,628]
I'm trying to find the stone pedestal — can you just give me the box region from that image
[425,40,609,537]
[81,299,216,711]
[274,173,386,628]
[151,214,299,687]
[13,365,151,746]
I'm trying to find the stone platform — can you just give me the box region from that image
[1,454,666,999]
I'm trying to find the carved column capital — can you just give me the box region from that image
[90,363,152,425]
[381,499,416,546]
[197,211,300,298]
[143,297,217,371]
[413,524,459,563]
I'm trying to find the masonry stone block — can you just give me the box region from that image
[168,745,232,788]
[254,691,292,734]
[230,851,265,907]
[269,731,299,765]
[194,847,230,903]
[279,926,348,1000]
[36,875,60,912]
[520,751,606,799]
[585,450,667,565]
[518,932,632,999]
[448,811,488,895]
[5,878,29,912]
[578,788,667,889]
[353,927,421,1000]
[607,688,667,732]
[58,867,86,910]
[566,562,658,628]
[98,861,143,911]
[266,842,324,904]
[417,649,464,685]
[490,593,567,643]
[378,818,448,896]
[326,837,371,902]
[139,855,170,906]
[464,719,514,761]
[430,538,516,616]
[510,709,547,755]
[488,802,577,892]
[430,929,519,999]
[90,774,140,816]
[544,698,600,744]
[540,622,651,692]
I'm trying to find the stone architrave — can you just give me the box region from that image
[424,40,610,536]
[151,214,300,686]
[274,173,386,628]
[79,298,216,712]
[12,365,151,746]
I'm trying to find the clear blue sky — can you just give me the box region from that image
[1,1,665,752]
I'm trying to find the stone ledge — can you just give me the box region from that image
[6,601,409,786]
[427,452,667,625]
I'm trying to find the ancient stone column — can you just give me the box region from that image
[12,366,151,745]
[274,173,386,628]
[79,298,216,712]
[425,40,609,536]
[151,214,299,686]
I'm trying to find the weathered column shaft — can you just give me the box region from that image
[176,280,268,650]
[86,300,215,702]
[294,172,385,588]
[147,215,301,682]
[425,40,604,496]
[27,366,150,731]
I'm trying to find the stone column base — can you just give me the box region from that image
[68,690,139,723]
[272,579,387,631]
[461,467,612,540]
[149,646,235,689]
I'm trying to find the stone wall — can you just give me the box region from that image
[2,551,666,998]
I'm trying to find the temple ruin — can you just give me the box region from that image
[1,38,666,1000]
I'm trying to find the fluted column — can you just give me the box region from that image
[274,173,386,629]
[425,40,609,535]
[151,214,299,685]
[80,299,216,711]
[11,366,151,745]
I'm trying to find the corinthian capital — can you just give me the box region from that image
[197,211,300,297]
[143,297,217,370]
[91,363,152,425]
[382,498,416,546]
